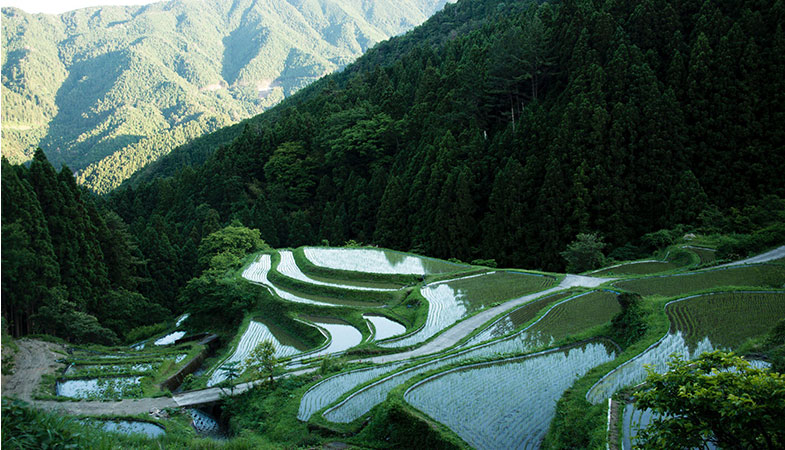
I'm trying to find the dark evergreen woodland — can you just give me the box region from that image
[1,151,167,343]
[111,0,785,274]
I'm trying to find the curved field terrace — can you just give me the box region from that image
[404,342,616,450]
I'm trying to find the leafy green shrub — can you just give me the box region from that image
[125,322,169,344]
[2,398,85,449]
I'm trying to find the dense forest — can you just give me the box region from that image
[112,0,785,275]
[0,0,451,193]
[1,151,169,342]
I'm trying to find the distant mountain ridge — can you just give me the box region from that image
[0,0,450,193]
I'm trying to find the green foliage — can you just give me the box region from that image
[561,233,606,273]
[108,0,785,274]
[609,293,647,347]
[2,398,85,449]
[354,399,464,449]
[634,351,785,449]
[197,224,268,272]
[125,322,169,344]
[245,340,278,384]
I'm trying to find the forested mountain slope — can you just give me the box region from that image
[111,0,785,275]
[0,0,450,193]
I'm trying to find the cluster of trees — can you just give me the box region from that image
[1,150,168,343]
[111,0,785,274]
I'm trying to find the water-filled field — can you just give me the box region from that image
[364,314,406,340]
[303,247,463,275]
[586,331,713,404]
[277,250,397,291]
[404,343,616,450]
[56,376,143,399]
[242,254,337,306]
[588,291,785,403]
[90,420,166,438]
[465,291,575,346]
[295,318,363,360]
[297,362,406,421]
[380,272,555,348]
[154,331,186,346]
[208,320,306,386]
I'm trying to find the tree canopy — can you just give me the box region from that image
[634,351,785,450]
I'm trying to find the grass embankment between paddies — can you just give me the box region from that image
[614,264,785,297]
[292,246,464,286]
[267,251,406,306]
[541,295,671,449]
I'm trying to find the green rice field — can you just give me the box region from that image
[448,271,556,312]
[614,265,785,297]
[522,290,621,344]
[666,291,785,349]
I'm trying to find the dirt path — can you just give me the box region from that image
[2,338,66,402]
[717,245,785,267]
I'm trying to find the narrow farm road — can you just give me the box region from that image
[716,245,785,267]
[363,274,616,364]
[2,338,66,402]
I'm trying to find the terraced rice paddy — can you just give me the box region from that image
[297,362,406,421]
[519,290,620,347]
[364,314,406,341]
[243,254,337,307]
[589,292,784,404]
[91,420,166,438]
[591,261,680,276]
[296,318,363,360]
[403,343,616,450]
[614,264,785,297]
[320,292,621,424]
[466,291,576,346]
[380,272,555,348]
[56,376,144,399]
[303,247,463,275]
[208,320,306,386]
[277,250,397,291]
[666,291,785,349]
[621,404,655,450]
[154,331,186,346]
[684,246,717,264]
[586,331,714,404]
[379,281,469,348]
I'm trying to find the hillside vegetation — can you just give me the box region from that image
[111,0,785,276]
[0,0,451,192]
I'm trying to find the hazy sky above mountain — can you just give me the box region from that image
[0,0,159,14]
